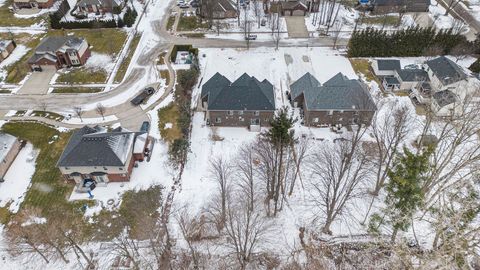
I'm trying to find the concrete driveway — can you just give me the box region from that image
[17,67,56,95]
[285,16,309,38]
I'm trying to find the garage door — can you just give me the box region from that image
[40,65,57,72]
[292,9,305,16]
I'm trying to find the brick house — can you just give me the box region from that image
[0,133,22,181]
[291,72,377,127]
[13,0,55,9]
[0,40,16,63]
[57,126,152,189]
[198,0,238,19]
[279,1,308,16]
[27,36,91,71]
[76,0,124,15]
[200,72,276,129]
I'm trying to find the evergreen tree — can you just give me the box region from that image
[384,147,431,242]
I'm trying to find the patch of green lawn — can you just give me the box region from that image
[349,58,379,84]
[114,33,141,83]
[48,29,128,55]
[177,15,209,31]
[4,34,44,84]
[158,103,182,143]
[51,87,103,93]
[57,68,108,84]
[0,90,11,94]
[166,15,176,31]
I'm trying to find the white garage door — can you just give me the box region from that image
[292,10,305,16]
[40,65,57,72]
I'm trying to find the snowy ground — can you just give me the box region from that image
[0,45,30,83]
[429,0,468,32]
[0,143,37,213]
[13,0,61,18]
[463,0,480,24]
[217,4,287,33]
[84,53,116,73]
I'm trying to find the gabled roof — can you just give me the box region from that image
[426,56,467,86]
[291,72,377,111]
[28,36,86,64]
[377,59,401,71]
[201,73,275,111]
[78,0,123,7]
[397,69,429,82]
[290,72,321,101]
[280,0,308,10]
[57,126,135,167]
[433,89,457,108]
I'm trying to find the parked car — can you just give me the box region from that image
[179,4,189,8]
[177,0,184,6]
[190,2,199,7]
[245,34,257,40]
[140,121,150,133]
[131,87,155,105]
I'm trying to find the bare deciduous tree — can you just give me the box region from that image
[73,106,84,122]
[209,156,233,230]
[95,103,106,120]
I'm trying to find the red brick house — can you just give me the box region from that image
[0,40,16,63]
[27,36,91,71]
[13,0,55,9]
[57,126,152,189]
[76,0,124,15]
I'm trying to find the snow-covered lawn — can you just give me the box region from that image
[0,143,37,213]
[0,45,30,83]
[429,0,468,31]
[84,52,116,73]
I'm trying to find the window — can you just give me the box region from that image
[227,110,234,116]
[328,110,333,115]
[238,111,244,115]
[215,117,221,123]
[251,119,260,125]
[313,118,319,123]
[239,117,244,121]
[254,111,260,116]
[354,111,359,116]
[119,168,123,171]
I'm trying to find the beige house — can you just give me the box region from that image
[0,133,22,181]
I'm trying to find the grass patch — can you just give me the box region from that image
[48,29,128,55]
[51,87,103,93]
[0,89,11,94]
[14,110,26,116]
[361,15,400,26]
[157,52,167,65]
[157,103,182,143]
[394,91,410,97]
[166,15,176,31]
[177,15,209,31]
[349,58,379,84]
[30,111,65,121]
[0,203,13,224]
[57,68,108,84]
[180,33,205,38]
[0,0,45,27]
[160,70,170,86]
[114,34,141,83]
[0,122,89,218]
[4,34,44,84]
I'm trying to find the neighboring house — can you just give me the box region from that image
[368,0,430,14]
[27,36,91,71]
[394,69,429,90]
[0,40,16,63]
[431,89,458,116]
[279,0,308,16]
[290,72,377,127]
[200,72,276,129]
[372,59,400,77]
[425,56,467,91]
[57,126,152,189]
[13,0,54,9]
[198,0,238,19]
[0,133,22,181]
[76,0,124,15]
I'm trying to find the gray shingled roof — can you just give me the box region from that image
[291,72,377,111]
[377,59,401,71]
[433,89,457,108]
[78,0,122,8]
[290,72,321,101]
[57,126,135,167]
[426,56,467,86]
[201,73,275,111]
[397,69,429,82]
[28,36,85,64]
[384,76,400,85]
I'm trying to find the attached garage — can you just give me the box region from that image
[292,9,306,16]
[281,1,308,16]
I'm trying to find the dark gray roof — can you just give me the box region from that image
[290,72,321,101]
[78,0,122,8]
[384,76,400,85]
[291,72,377,111]
[28,36,85,64]
[433,89,457,108]
[201,73,275,111]
[397,69,429,82]
[57,126,135,167]
[426,56,467,86]
[377,59,401,71]
[0,133,17,164]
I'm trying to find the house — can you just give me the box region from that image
[372,59,400,77]
[27,36,91,71]
[0,40,16,63]
[76,0,124,15]
[368,0,430,14]
[200,73,276,128]
[279,1,308,16]
[431,89,458,116]
[380,66,429,92]
[0,133,22,181]
[57,126,152,189]
[425,56,467,91]
[290,72,377,127]
[13,0,55,9]
[198,0,238,19]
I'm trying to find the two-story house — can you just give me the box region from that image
[200,72,276,129]
[425,56,467,91]
[27,36,91,71]
[290,72,377,127]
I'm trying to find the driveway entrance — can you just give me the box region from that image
[285,16,309,38]
[17,66,56,95]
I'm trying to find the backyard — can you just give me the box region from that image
[0,0,46,27]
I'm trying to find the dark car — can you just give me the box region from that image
[190,2,199,7]
[179,4,189,8]
[131,87,155,105]
[140,121,150,133]
[245,34,257,40]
